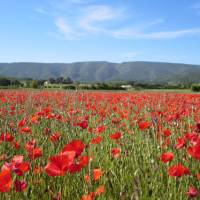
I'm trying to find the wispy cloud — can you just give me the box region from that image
[112,27,200,40]
[55,17,84,40]
[41,1,200,40]
[121,51,142,60]
[35,7,48,15]
[79,5,124,33]
[143,28,200,39]
[53,4,124,40]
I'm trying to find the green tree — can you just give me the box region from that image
[191,84,200,92]
[30,80,39,88]
[0,77,11,86]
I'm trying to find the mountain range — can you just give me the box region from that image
[0,61,200,83]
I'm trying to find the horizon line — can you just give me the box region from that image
[0,60,200,66]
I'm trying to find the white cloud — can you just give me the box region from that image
[121,51,142,60]
[54,4,125,39]
[112,27,200,40]
[142,28,200,39]
[35,7,48,15]
[51,2,200,40]
[55,17,83,40]
[79,5,123,33]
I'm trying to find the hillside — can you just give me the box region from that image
[0,61,200,83]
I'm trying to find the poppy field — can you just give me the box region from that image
[1,90,200,200]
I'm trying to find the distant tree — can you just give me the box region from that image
[54,76,73,84]
[24,78,33,81]
[191,84,200,92]
[37,80,46,86]
[63,76,73,84]
[56,77,64,84]
[30,80,38,89]
[127,81,135,86]
[0,77,11,86]
[10,79,21,86]
[49,78,56,84]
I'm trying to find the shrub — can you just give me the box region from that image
[30,80,39,89]
[62,85,76,90]
[191,84,200,92]
[0,77,11,86]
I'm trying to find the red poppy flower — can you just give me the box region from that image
[168,164,190,177]
[138,121,150,130]
[0,169,12,192]
[21,127,32,134]
[31,115,39,124]
[187,143,200,160]
[111,148,121,158]
[45,152,75,176]
[161,152,174,163]
[90,136,102,144]
[81,192,95,200]
[0,133,14,142]
[14,179,27,192]
[28,147,42,160]
[184,132,198,142]
[79,120,88,129]
[79,155,89,167]
[93,168,103,181]
[1,97,7,103]
[186,186,198,198]
[14,141,20,150]
[67,163,82,174]
[163,129,171,137]
[84,174,90,183]
[62,140,85,157]
[96,125,106,133]
[14,162,30,176]
[197,173,200,181]
[110,132,122,140]
[25,139,36,151]
[18,118,26,127]
[95,185,105,196]
[175,138,186,149]
[67,155,89,174]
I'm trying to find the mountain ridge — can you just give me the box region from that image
[0,61,200,83]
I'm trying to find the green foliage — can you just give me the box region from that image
[191,84,200,92]
[30,80,39,89]
[0,77,11,86]
[0,77,22,87]
[134,83,188,90]
[77,83,126,90]
[62,85,76,90]
[49,77,73,84]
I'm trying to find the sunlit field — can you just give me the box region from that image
[0,90,200,200]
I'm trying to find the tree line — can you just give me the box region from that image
[0,76,200,91]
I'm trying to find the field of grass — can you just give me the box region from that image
[140,89,192,93]
[0,90,200,199]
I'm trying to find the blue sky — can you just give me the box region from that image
[0,0,200,64]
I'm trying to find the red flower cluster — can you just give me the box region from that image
[45,139,89,176]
